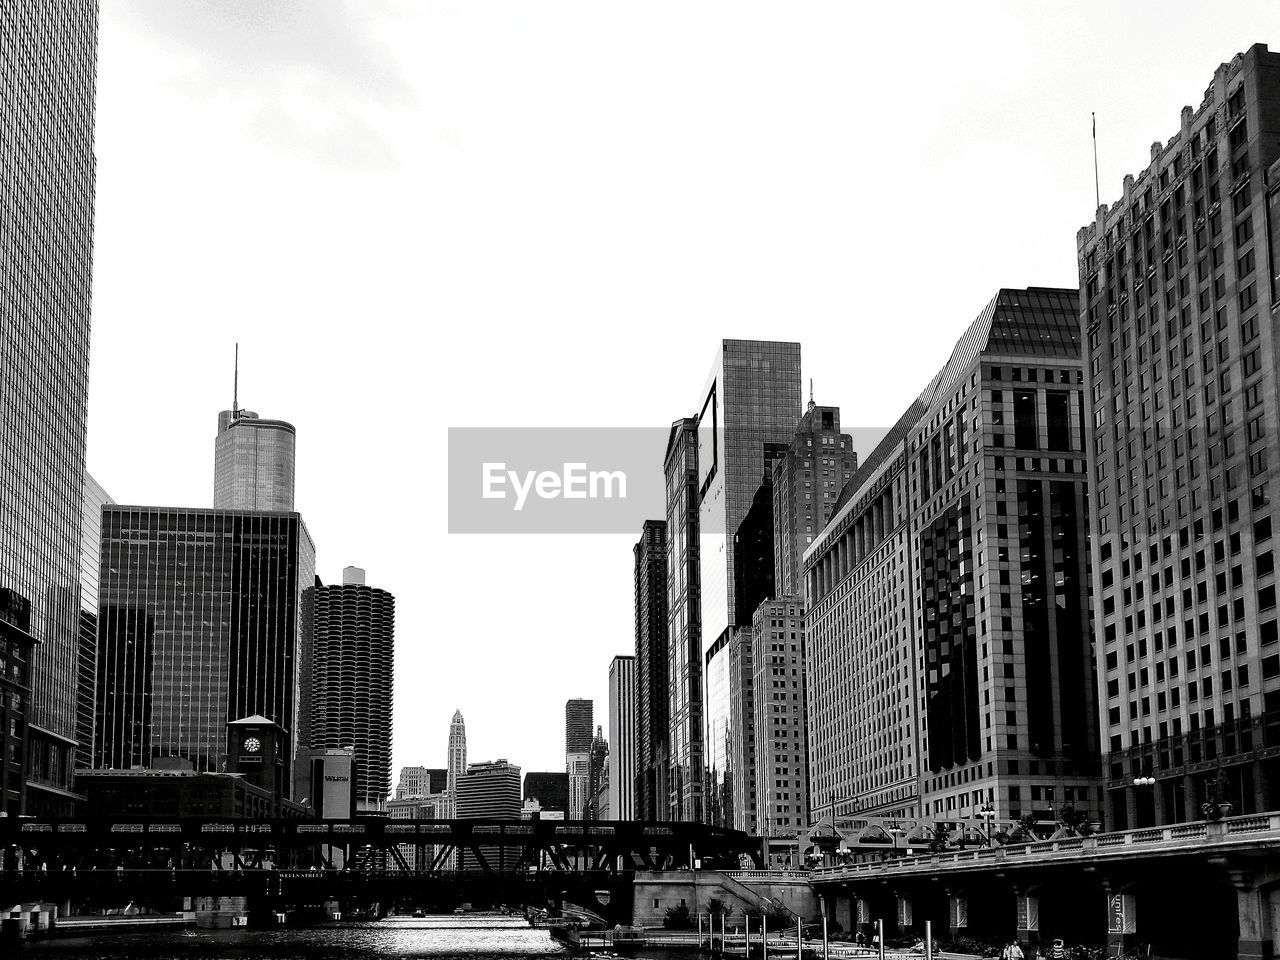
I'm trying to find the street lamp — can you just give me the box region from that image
[1132,776,1156,787]
[977,802,996,847]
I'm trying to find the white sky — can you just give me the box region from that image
[87,1,1280,780]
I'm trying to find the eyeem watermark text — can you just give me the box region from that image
[482,462,627,511]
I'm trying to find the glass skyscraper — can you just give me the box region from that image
[214,409,297,512]
[94,506,315,793]
[0,1,98,812]
[310,566,396,810]
[76,473,113,769]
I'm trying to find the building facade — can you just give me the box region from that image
[94,506,315,794]
[665,418,703,821]
[1080,44,1280,826]
[565,698,593,818]
[565,698,593,755]
[77,473,113,770]
[607,655,635,820]
[587,725,609,819]
[456,759,522,870]
[773,403,858,597]
[633,520,668,821]
[523,771,570,815]
[214,409,297,513]
[0,591,37,816]
[310,566,395,810]
[396,766,448,800]
[751,597,809,838]
[0,0,98,813]
[805,288,1102,825]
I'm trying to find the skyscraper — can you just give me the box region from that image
[665,418,703,821]
[76,473,113,770]
[805,288,1099,824]
[633,520,668,821]
[587,725,609,819]
[0,1,97,813]
[697,339,801,828]
[95,506,315,793]
[772,402,857,597]
[565,698,593,755]
[447,709,467,802]
[751,597,808,848]
[214,369,297,514]
[456,759,522,870]
[1079,44,1280,826]
[523,771,570,815]
[565,698,593,819]
[607,655,635,820]
[310,566,395,810]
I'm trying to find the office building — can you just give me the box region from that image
[773,401,858,597]
[456,759,522,870]
[751,597,809,840]
[76,769,307,820]
[587,725,609,819]
[805,288,1100,825]
[396,766,448,800]
[388,791,451,871]
[448,709,467,799]
[0,1,97,813]
[567,750,591,820]
[305,747,357,819]
[523,771,570,815]
[697,340,802,828]
[94,506,315,793]
[214,405,296,512]
[664,417,703,821]
[608,655,636,820]
[0,591,37,816]
[1080,45,1280,826]
[565,698,593,755]
[633,520,668,821]
[310,566,395,810]
[77,473,113,770]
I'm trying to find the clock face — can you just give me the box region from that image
[243,736,262,753]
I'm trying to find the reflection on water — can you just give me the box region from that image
[22,915,572,960]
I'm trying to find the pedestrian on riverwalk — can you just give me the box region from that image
[1001,940,1025,960]
[1047,938,1066,959]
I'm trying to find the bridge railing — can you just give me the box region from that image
[810,811,1280,882]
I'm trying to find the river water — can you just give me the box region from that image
[17,915,606,960]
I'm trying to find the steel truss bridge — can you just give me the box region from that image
[0,816,760,876]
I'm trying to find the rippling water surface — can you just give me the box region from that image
[21,915,574,960]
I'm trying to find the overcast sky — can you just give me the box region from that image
[87,1,1280,780]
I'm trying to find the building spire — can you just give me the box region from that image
[233,342,240,416]
[808,377,815,412]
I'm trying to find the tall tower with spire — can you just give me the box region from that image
[214,345,297,512]
[447,709,467,797]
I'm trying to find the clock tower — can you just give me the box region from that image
[226,715,287,799]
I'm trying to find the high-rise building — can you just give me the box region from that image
[396,766,448,800]
[94,506,315,794]
[565,698,593,755]
[633,520,668,821]
[697,339,802,646]
[214,406,297,513]
[0,1,97,814]
[456,759,522,870]
[805,288,1101,825]
[1079,44,1280,826]
[567,751,591,820]
[587,725,609,819]
[751,597,809,841]
[607,655,636,820]
[523,771,570,815]
[773,402,858,597]
[447,709,467,798]
[664,418,703,821]
[697,340,801,828]
[76,473,113,770]
[310,566,395,810]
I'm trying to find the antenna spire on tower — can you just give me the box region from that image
[1092,112,1101,209]
[233,342,239,415]
[808,377,815,411]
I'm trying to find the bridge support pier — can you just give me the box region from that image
[1014,891,1039,950]
[945,890,967,941]
[1230,871,1271,960]
[894,894,912,935]
[828,892,853,934]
